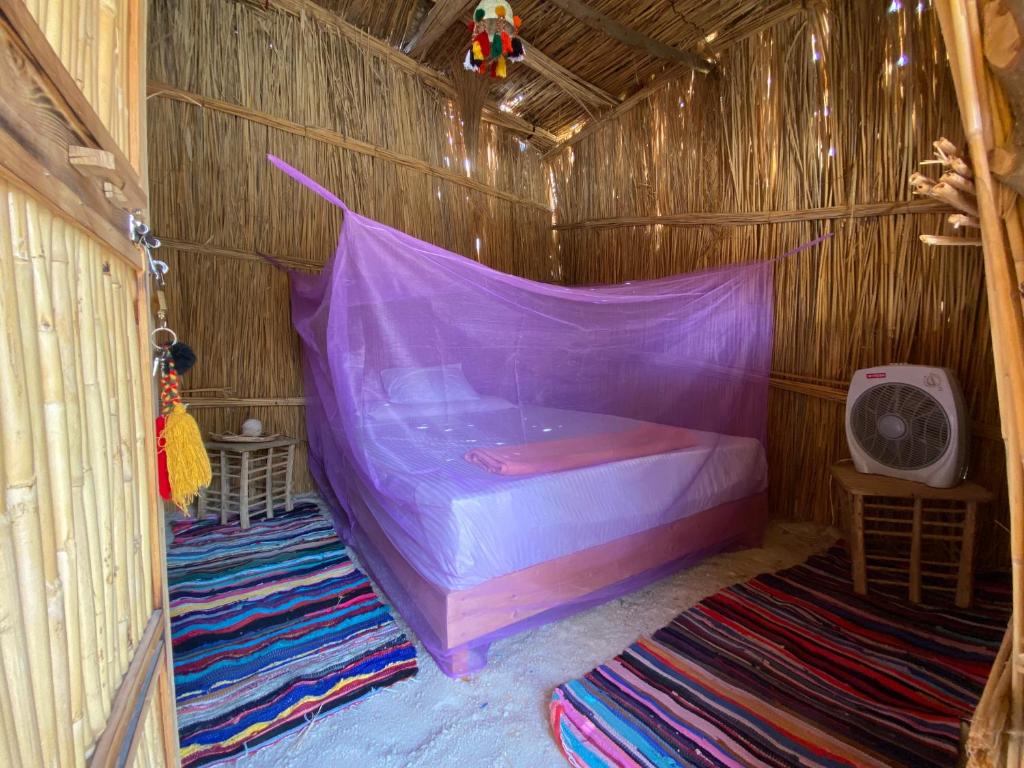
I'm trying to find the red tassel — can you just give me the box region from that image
[475,31,491,58]
[156,415,172,501]
[501,30,513,55]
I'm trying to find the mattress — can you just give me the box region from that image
[361,399,767,591]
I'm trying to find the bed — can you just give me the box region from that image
[282,190,776,677]
[342,393,768,675]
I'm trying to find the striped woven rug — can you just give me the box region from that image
[551,547,1010,768]
[168,502,418,767]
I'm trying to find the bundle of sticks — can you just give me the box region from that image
[910,137,983,247]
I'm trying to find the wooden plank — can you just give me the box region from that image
[125,0,147,175]
[147,81,553,213]
[445,493,767,647]
[406,0,475,58]
[0,0,145,207]
[0,19,141,271]
[542,0,711,72]
[830,463,994,503]
[88,610,165,768]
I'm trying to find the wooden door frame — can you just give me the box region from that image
[0,1,179,765]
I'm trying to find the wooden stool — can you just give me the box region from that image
[199,438,299,528]
[830,463,992,608]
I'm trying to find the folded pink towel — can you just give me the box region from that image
[464,423,698,476]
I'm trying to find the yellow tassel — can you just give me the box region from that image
[162,403,211,512]
[496,56,507,78]
[472,41,483,60]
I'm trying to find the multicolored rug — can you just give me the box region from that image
[551,547,1010,768]
[168,502,418,766]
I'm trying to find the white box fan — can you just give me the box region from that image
[845,365,968,488]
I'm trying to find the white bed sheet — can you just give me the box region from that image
[361,400,767,590]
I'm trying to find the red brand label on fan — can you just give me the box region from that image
[866,373,887,379]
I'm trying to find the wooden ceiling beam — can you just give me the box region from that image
[239,0,557,145]
[541,0,712,73]
[406,0,476,59]
[522,41,619,110]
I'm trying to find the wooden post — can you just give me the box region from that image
[285,443,295,512]
[936,4,1024,759]
[909,497,923,604]
[219,450,228,526]
[265,446,274,519]
[851,494,867,595]
[239,452,250,529]
[957,501,978,608]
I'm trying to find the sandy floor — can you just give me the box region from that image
[213,519,838,768]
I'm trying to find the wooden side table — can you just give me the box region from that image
[830,463,992,608]
[199,438,299,528]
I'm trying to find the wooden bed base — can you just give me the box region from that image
[349,491,768,675]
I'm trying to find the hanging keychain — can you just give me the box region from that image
[134,217,211,513]
[157,346,210,511]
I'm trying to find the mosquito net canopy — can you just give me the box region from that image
[278,157,775,675]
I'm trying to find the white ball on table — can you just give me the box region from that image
[241,418,263,437]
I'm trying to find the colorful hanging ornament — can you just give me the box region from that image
[464,1,524,79]
[155,414,172,501]
[157,354,211,512]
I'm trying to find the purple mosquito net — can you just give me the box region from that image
[275,157,777,676]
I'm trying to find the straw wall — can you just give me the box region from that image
[0,179,168,766]
[147,0,557,491]
[549,1,1009,561]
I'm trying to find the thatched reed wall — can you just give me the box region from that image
[147,0,557,491]
[549,1,1008,562]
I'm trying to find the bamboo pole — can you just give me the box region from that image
[12,190,78,768]
[121,270,152,631]
[77,237,119,698]
[0,649,23,767]
[0,315,45,768]
[52,218,106,744]
[555,199,951,230]
[936,2,1024,763]
[109,268,144,643]
[71,234,114,720]
[0,185,61,767]
[27,200,84,767]
[95,261,131,669]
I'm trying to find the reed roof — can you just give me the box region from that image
[309,0,803,138]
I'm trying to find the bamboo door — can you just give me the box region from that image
[0,0,178,766]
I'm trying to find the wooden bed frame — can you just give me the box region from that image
[349,490,769,675]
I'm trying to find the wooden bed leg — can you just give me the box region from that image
[448,648,473,678]
[851,494,868,595]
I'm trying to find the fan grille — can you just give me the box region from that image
[850,382,950,470]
